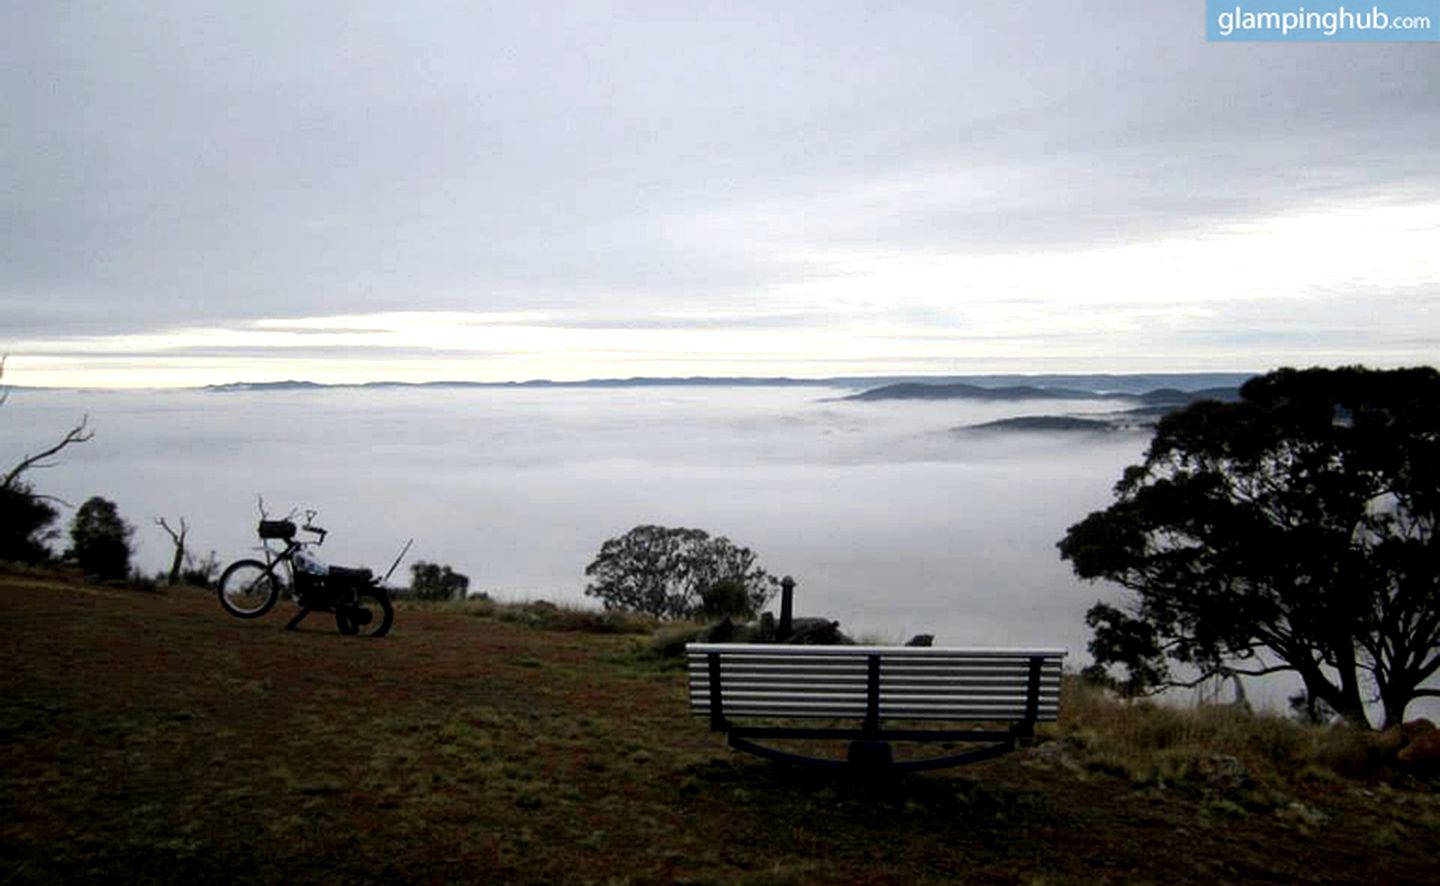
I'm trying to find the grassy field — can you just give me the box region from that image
[2,571,1437,885]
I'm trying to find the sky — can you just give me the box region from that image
[3,1,1438,388]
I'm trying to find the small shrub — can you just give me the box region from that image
[458,597,499,618]
[408,561,471,601]
[181,551,221,588]
[650,623,709,659]
[68,496,132,581]
[1309,727,1390,781]
[0,482,59,564]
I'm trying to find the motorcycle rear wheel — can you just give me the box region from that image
[335,588,393,638]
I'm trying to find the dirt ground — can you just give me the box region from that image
[2,572,1436,885]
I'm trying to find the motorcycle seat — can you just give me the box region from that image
[328,565,373,583]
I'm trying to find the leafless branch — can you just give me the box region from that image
[1162,672,1227,691]
[155,516,189,544]
[2,415,95,491]
[1220,664,1293,678]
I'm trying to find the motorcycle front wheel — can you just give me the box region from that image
[335,589,394,638]
[217,559,282,619]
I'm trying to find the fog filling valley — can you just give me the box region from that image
[4,384,1155,650]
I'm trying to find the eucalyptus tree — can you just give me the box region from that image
[1060,366,1439,729]
[584,525,779,620]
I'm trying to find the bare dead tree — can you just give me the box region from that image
[2,418,94,493]
[155,517,189,585]
[1,356,95,493]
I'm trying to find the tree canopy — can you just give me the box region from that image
[1058,366,1440,730]
[69,496,133,581]
[409,561,471,600]
[0,482,59,564]
[583,525,780,620]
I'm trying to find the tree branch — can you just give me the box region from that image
[1220,663,1294,678]
[2,416,95,490]
[155,516,188,544]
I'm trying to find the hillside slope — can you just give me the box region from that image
[1,572,1435,884]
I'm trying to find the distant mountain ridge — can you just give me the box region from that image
[202,376,823,392]
[844,381,1245,405]
[202,372,1255,395]
[810,377,1250,436]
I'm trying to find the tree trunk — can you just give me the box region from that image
[1333,654,1373,730]
[156,517,187,586]
[1297,662,1372,730]
[1379,679,1412,730]
[167,546,184,586]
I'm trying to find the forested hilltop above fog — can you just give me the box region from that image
[841,374,1251,434]
[843,379,1247,403]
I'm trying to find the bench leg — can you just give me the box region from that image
[847,740,893,769]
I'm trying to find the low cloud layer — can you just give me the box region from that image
[0,384,1153,656]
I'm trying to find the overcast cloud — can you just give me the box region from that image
[3,1,1437,386]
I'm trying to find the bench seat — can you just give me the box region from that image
[686,643,1066,771]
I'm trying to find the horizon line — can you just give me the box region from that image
[1,369,1264,394]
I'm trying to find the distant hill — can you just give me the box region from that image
[848,382,1240,404]
[847,381,1243,418]
[962,415,1148,433]
[203,379,327,392]
[1134,386,1243,405]
[831,379,1250,435]
[845,382,1110,402]
[842,373,1252,396]
[953,373,1252,395]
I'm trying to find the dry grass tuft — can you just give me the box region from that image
[1049,676,1408,789]
[397,595,657,635]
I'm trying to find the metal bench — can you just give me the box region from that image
[687,643,1065,771]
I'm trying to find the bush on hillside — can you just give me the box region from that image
[68,496,132,581]
[409,561,471,600]
[0,482,59,564]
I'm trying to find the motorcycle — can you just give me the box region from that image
[217,509,404,637]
